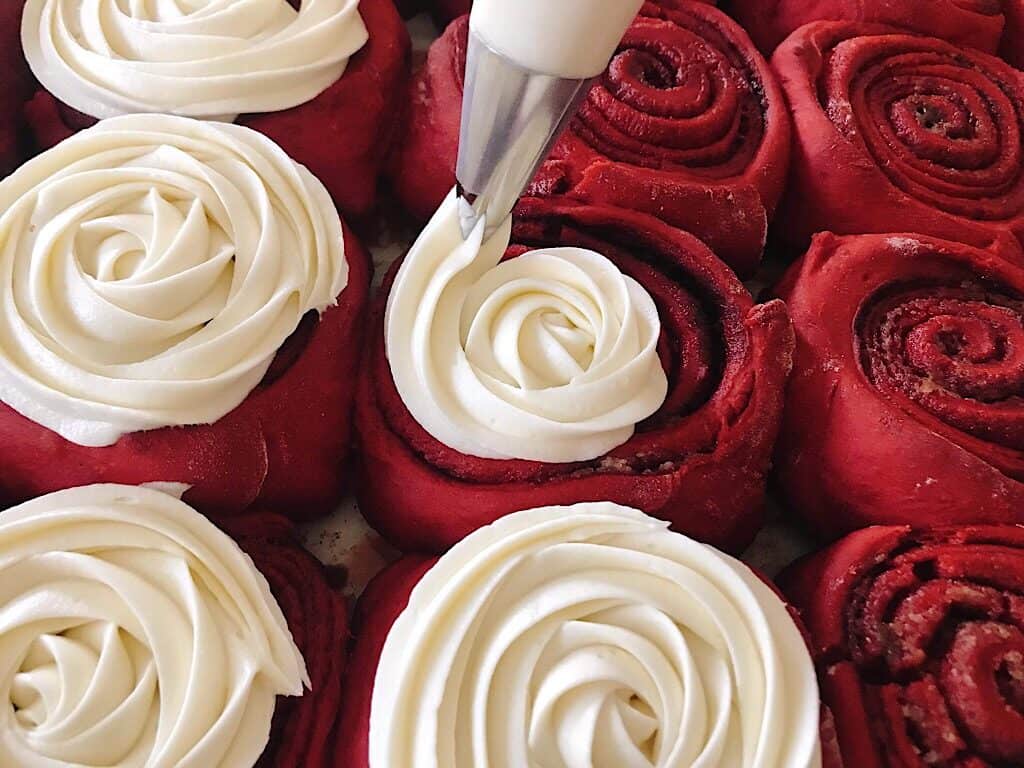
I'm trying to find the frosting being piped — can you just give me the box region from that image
[0,114,349,447]
[385,190,668,464]
[369,502,823,768]
[21,0,368,121]
[0,483,308,767]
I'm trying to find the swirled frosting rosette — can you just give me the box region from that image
[356,194,794,553]
[19,0,410,219]
[21,0,369,121]
[784,524,1024,767]
[0,114,371,518]
[336,502,823,768]
[387,0,790,276]
[729,0,1014,54]
[775,232,1024,537]
[0,484,309,767]
[386,192,668,464]
[772,21,1024,255]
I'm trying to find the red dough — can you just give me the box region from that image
[773,22,1024,256]
[335,557,435,768]
[775,232,1024,539]
[388,0,791,277]
[0,2,32,177]
[356,198,794,554]
[784,525,1024,768]
[21,0,411,221]
[0,223,371,522]
[726,0,1012,54]
[219,513,349,768]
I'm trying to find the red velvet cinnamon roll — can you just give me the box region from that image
[218,513,349,768]
[0,484,328,767]
[19,0,410,221]
[784,524,1024,768]
[726,0,1012,54]
[0,115,370,520]
[776,231,1024,538]
[773,22,1024,256]
[356,194,793,554]
[389,0,790,276]
[338,503,823,768]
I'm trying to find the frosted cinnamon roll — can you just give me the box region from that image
[0,484,309,767]
[0,115,371,519]
[19,0,410,219]
[338,502,823,768]
[356,194,793,553]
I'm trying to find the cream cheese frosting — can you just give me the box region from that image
[385,191,667,463]
[0,483,308,768]
[21,0,368,121]
[370,502,822,768]
[0,113,348,447]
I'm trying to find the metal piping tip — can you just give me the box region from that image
[456,31,594,240]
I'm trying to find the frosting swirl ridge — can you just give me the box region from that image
[0,114,348,447]
[0,483,308,767]
[385,192,667,463]
[21,0,368,121]
[370,502,822,768]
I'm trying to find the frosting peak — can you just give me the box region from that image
[0,114,348,447]
[21,0,368,121]
[385,192,668,463]
[369,502,822,768]
[0,483,307,767]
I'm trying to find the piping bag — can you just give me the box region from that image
[456,0,646,239]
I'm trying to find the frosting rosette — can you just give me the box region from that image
[385,191,667,463]
[388,0,790,276]
[727,0,1014,54]
[775,232,1024,538]
[784,524,1024,767]
[772,21,1024,255]
[357,196,794,553]
[20,0,411,220]
[0,114,371,518]
[0,484,308,767]
[337,503,823,768]
[218,513,349,768]
[21,0,368,121]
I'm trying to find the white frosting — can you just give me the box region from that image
[470,0,645,79]
[0,114,349,447]
[370,503,823,768]
[0,483,308,768]
[385,191,667,464]
[22,0,368,121]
